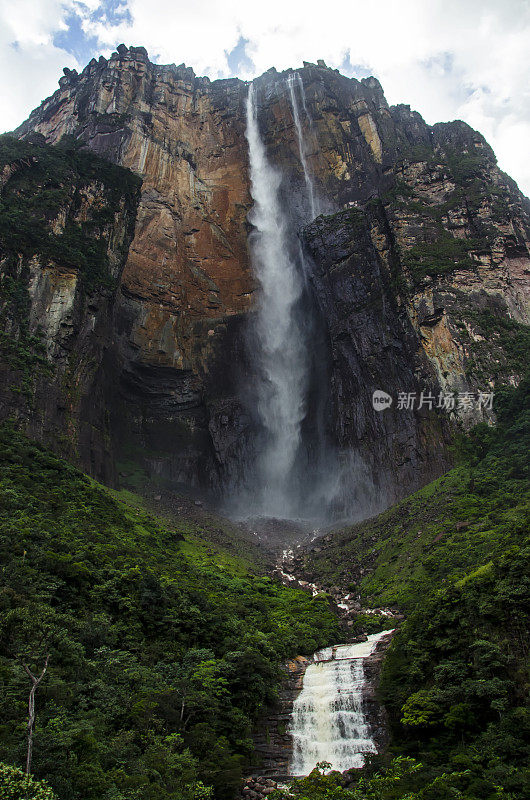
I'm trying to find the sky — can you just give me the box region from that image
[0,0,529,195]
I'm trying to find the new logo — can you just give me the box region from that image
[372,390,392,411]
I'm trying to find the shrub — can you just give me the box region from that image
[0,763,57,800]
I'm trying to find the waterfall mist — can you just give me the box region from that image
[231,75,381,526]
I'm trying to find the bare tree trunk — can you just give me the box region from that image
[22,655,49,775]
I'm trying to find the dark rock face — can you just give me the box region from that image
[4,46,529,503]
[303,208,451,500]
[299,108,530,498]
[249,655,311,779]
[361,632,394,754]
[0,137,140,480]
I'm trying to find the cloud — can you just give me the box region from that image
[1,0,529,195]
[0,0,82,132]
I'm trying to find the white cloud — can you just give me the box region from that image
[1,0,529,195]
[0,0,82,132]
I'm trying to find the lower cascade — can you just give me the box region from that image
[289,630,393,775]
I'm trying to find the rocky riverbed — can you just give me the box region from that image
[272,546,404,625]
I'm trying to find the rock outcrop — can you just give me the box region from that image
[13,46,255,490]
[249,654,311,779]
[361,631,394,754]
[2,45,528,502]
[239,777,281,799]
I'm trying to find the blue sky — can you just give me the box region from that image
[1,0,529,195]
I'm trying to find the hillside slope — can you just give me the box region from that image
[0,425,339,800]
[300,377,529,611]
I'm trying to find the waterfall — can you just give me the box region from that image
[289,631,393,775]
[287,73,318,220]
[238,78,379,524]
[244,83,308,518]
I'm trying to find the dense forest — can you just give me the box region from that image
[0,424,339,799]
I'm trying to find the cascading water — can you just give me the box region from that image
[289,630,393,775]
[238,77,381,524]
[244,83,309,518]
[287,73,319,220]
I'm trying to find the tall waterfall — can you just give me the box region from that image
[244,83,308,517]
[239,78,380,524]
[287,73,319,220]
[289,631,392,775]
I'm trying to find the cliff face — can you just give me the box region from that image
[254,66,530,493]
[6,46,530,502]
[0,135,140,479]
[14,47,256,489]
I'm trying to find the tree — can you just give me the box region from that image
[21,654,50,774]
[400,690,441,728]
[0,762,57,799]
[0,606,70,775]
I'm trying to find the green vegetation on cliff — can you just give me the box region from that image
[388,140,521,285]
[0,134,141,290]
[401,234,483,283]
[461,308,530,384]
[0,134,141,400]
[0,426,339,800]
[297,376,529,800]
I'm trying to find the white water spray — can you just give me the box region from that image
[287,73,319,220]
[245,83,308,517]
[289,630,393,775]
